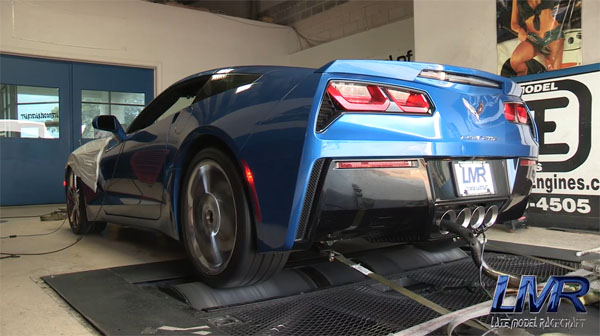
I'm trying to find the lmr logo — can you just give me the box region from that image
[491,275,589,313]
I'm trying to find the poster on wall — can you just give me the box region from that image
[515,65,599,231]
[497,0,582,78]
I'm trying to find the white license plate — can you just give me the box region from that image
[453,161,495,197]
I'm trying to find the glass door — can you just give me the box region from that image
[72,63,153,147]
[0,55,154,206]
[0,55,72,205]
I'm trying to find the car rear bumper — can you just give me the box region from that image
[293,157,535,247]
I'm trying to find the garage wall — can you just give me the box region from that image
[413,0,599,73]
[413,0,497,72]
[0,0,297,93]
[582,0,600,64]
[288,18,414,68]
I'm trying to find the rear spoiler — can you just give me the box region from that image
[316,60,521,96]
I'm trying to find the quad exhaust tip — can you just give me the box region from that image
[457,208,472,228]
[470,206,485,229]
[484,205,499,228]
[437,210,456,235]
[436,205,499,235]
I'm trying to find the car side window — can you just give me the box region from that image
[155,95,195,122]
[194,73,260,102]
[127,76,209,133]
[126,73,261,134]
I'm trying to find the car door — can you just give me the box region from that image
[102,76,208,220]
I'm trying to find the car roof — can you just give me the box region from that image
[173,65,315,86]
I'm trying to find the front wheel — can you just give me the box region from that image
[181,148,288,288]
[65,169,106,235]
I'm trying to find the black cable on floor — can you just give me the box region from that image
[0,214,50,219]
[0,218,67,240]
[0,166,114,259]
[0,218,91,258]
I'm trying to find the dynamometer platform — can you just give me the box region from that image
[43,243,598,336]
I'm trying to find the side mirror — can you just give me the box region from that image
[92,115,126,141]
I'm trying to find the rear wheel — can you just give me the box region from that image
[65,169,106,235]
[181,148,288,288]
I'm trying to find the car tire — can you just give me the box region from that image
[65,169,107,235]
[181,148,288,288]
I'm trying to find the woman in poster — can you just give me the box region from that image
[509,0,565,76]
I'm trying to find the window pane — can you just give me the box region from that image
[17,103,59,138]
[111,91,145,105]
[0,84,59,139]
[17,86,59,103]
[110,105,143,130]
[82,90,109,103]
[81,90,145,139]
[196,74,260,101]
[82,103,109,139]
[156,96,195,122]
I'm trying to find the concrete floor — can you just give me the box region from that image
[1,204,598,335]
[0,204,184,336]
[487,224,600,254]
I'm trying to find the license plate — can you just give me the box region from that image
[453,161,495,197]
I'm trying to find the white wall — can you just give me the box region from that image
[414,0,600,73]
[0,0,297,93]
[413,0,497,72]
[289,18,414,68]
[4,0,595,85]
[582,0,600,65]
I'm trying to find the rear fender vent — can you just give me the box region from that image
[316,94,340,133]
[295,159,325,240]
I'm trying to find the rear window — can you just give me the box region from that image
[195,73,260,102]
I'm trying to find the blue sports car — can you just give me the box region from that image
[65,60,538,288]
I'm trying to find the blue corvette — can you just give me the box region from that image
[65,60,538,288]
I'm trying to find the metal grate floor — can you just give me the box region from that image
[207,254,575,336]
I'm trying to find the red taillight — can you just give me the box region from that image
[241,160,261,222]
[326,82,390,111]
[385,88,430,113]
[516,105,528,123]
[326,81,432,114]
[63,180,66,187]
[335,160,417,169]
[520,159,537,167]
[504,103,516,122]
[504,103,529,124]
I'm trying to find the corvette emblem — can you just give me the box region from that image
[463,98,484,121]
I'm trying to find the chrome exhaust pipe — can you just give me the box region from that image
[440,218,521,287]
[457,208,472,228]
[483,205,499,228]
[470,206,486,229]
[436,210,456,235]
